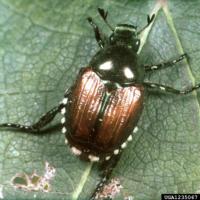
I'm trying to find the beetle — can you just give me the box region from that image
[0,8,200,200]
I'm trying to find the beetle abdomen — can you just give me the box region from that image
[65,67,144,160]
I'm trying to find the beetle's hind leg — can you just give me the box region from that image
[90,154,122,200]
[0,104,64,133]
[144,53,187,72]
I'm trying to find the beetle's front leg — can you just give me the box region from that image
[144,53,187,72]
[90,154,122,200]
[138,14,155,34]
[87,17,105,49]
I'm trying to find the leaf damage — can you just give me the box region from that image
[11,161,56,193]
[94,178,123,200]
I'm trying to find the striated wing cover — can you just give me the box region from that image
[67,68,105,141]
[66,67,144,154]
[95,86,144,151]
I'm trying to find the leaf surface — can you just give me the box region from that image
[0,1,200,200]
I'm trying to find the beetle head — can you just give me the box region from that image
[110,24,140,51]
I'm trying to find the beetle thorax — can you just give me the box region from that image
[90,45,144,87]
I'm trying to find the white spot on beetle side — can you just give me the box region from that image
[133,126,138,133]
[127,135,133,142]
[62,98,68,105]
[114,149,119,155]
[88,155,100,162]
[71,147,82,156]
[61,117,66,124]
[124,67,134,79]
[105,156,111,160]
[62,127,67,134]
[64,139,68,144]
[121,142,127,149]
[61,108,66,115]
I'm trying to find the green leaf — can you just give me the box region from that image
[0,0,200,200]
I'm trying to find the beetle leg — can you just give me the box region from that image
[87,17,105,48]
[138,14,155,34]
[143,82,200,94]
[0,90,70,133]
[144,53,187,72]
[90,153,122,200]
[98,8,114,31]
[0,104,64,133]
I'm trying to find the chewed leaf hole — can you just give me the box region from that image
[42,182,50,192]
[30,174,41,186]
[11,161,55,193]
[95,178,123,200]
[12,174,28,186]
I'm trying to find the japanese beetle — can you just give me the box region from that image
[0,8,200,200]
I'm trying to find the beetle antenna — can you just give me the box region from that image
[98,8,114,32]
[137,14,155,35]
